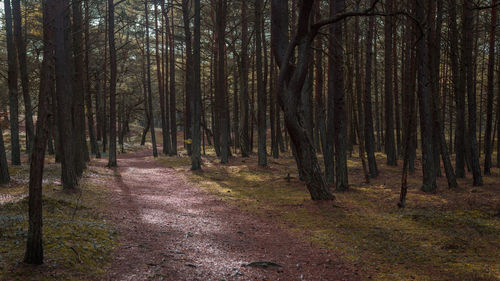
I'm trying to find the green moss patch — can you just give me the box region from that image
[0,164,117,281]
[157,148,500,281]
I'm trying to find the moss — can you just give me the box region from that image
[0,164,117,280]
[157,151,500,281]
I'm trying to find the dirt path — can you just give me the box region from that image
[100,150,361,281]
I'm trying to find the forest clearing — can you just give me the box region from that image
[1,0,500,280]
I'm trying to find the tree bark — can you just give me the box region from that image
[256,0,267,167]
[12,0,35,154]
[155,4,169,156]
[364,3,378,178]
[4,0,21,166]
[216,0,229,163]
[84,0,100,158]
[145,0,158,158]
[239,0,250,157]
[463,0,482,186]
[56,0,77,189]
[484,0,496,175]
[72,0,88,175]
[449,0,466,178]
[271,0,334,200]
[24,0,55,264]
[384,0,396,166]
[167,7,177,155]
[191,0,202,170]
[416,0,437,192]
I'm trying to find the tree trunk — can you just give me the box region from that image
[463,0,482,186]
[167,7,177,155]
[484,0,496,175]
[12,0,35,154]
[24,0,55,264]
[364,4,378,178]
[0,125,9,184]
[181,0,193,156]
[4,0,21,166]
[271,0,334,200]
[191,0,202,170]
[72,0,88,175]
[56,0,77,189]
[256,0,267,167]
[416,0,437,192]
[449,0,466,178]
[84,0,100,158]
[155,4,169,156]
[107,0,117,166]
[216,0,229,163]
[145,0,158,158]
[238,1,250,158]
[331,0,348,191]
[384,0,396,166]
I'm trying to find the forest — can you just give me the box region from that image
[0,0,499,280]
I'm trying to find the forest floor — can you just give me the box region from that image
[1,141,499,281]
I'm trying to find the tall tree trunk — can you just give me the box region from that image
[56,0,77,189]
[161,2,172,156]
[108,0,118,166]
[145,0,158,158]
[384,0,397,166]
[182,0,193,156]
[271,0,334,200]
[191,0,202,170]
[484,0,496,175]
[255,0,267,167]
[12,0,35,154]
[239,1,250,157]
[314,2,326,157]
[72,0,88,175]
[102,2,108,153]
[84,0,100,158]
[216,0,229,163]
[155,4,168,155]
[25,0,55,264]
[331,0,348,191]
[167,7,177,155]
[416,0,437,192]
[450,0,466,178]
[463,0,482,186]
[364,3,378,178]
[4,0,21,166]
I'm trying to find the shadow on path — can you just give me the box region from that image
[100,149,360,281]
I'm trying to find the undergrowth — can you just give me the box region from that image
[157,148,500,281]
[0,162,117,281]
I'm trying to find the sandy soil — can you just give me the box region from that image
[98,149,362,281]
